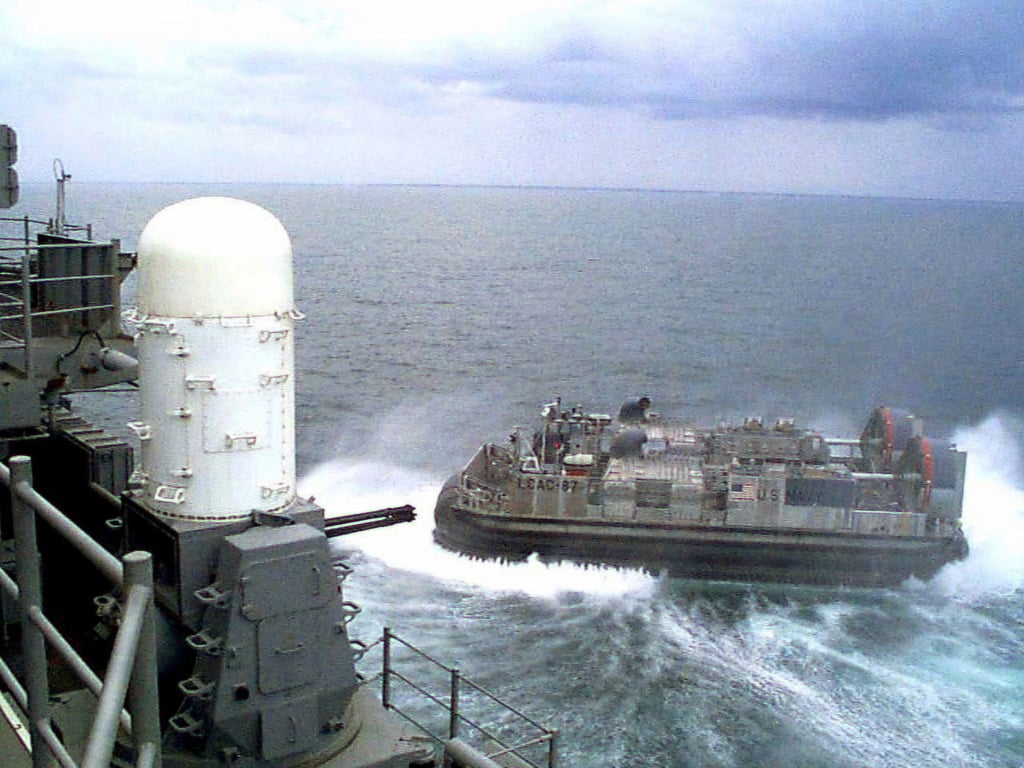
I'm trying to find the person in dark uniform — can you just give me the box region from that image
[618,396,651,424]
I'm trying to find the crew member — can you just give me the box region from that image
[618,396,652,424]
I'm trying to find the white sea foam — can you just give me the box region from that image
[929,412,1024,600]
[298,457,655,599]
[301,412,1024,603]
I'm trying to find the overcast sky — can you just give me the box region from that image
[4,0,1024,200]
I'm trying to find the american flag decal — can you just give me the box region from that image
[731,481,757,501]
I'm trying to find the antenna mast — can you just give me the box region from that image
[52,158,70,235]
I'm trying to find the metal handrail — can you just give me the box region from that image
[0,304,116,322]
[0,273,117,285]
[0,243,106,254]
[0,216,91,241]
[0,212,117,377]
[0,455,161,768]
[0,215,50,226]
[380,628,558,768]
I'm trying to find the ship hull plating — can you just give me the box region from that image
[434,479,966,587]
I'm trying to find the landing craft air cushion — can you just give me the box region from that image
[434,398,968,587]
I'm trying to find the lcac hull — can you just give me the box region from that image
[433,478,968,588]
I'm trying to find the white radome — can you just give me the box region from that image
[133,197,297,522]
[137,196,293,318]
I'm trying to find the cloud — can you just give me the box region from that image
[3,0,1024,197]
[392,0,1024,123]
[7,0,1024,128]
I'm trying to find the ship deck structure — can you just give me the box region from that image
[0,127,554,768]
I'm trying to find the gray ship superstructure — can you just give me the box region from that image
[0,127,555,768]
[434,398,968,587]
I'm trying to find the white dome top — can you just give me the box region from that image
[137,197,293,317]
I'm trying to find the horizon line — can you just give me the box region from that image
[11,179,1023,207]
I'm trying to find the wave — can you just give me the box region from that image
[298,457,655,599]
[300,410,1024,604]
[929,412,1024,601]
[296,412,1024,768]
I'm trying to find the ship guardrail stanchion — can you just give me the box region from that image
[82,551,161,768]
[377,629,556,767]
[4,453,163,768]
[449,667,461,740]
[10,455,52,768]
[382,627,392,709]
[125,551,161,768]
[20,236,32,377]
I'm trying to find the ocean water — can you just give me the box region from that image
[9,183,1024,766]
